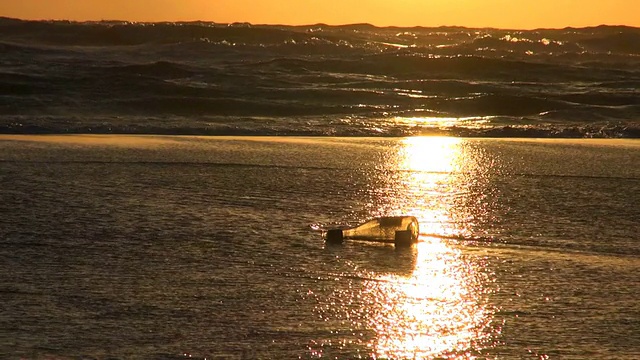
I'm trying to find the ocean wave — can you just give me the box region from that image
[1,115,638,138]
[0,41,36,53]
[1,18,639,139]
[111,61,196,78]
[1,17,639,56]
[0,74,636,121]
[580,32,640,54]
[1,18,331,47]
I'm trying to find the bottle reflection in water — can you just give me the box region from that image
[324,216,419,247]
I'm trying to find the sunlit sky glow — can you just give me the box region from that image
[1,0,639,29]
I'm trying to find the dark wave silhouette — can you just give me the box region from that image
[1,17,639,53]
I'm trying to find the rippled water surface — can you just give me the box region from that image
[1,135,639,359]
[1,19,640,137]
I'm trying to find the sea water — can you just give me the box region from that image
[1,136,639,359]
[0,18,639,138]
[1,16,640,360]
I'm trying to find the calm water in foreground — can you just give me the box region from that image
[1,135,639,359]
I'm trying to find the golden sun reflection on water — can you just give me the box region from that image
[397,137,466,237]
[364,241,494,359]
[364,137,497,359]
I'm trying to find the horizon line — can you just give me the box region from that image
[2,16,639,32]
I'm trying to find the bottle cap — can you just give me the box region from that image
[325,229,344,244]
[394,230,414,247]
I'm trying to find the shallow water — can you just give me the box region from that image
[1,136,639,359]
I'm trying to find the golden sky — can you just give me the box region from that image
[1,0,639,29]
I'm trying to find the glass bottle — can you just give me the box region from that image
[324,216,419,247]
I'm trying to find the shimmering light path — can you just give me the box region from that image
[311,137,500,359]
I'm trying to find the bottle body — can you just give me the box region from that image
[325,216,419,246]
